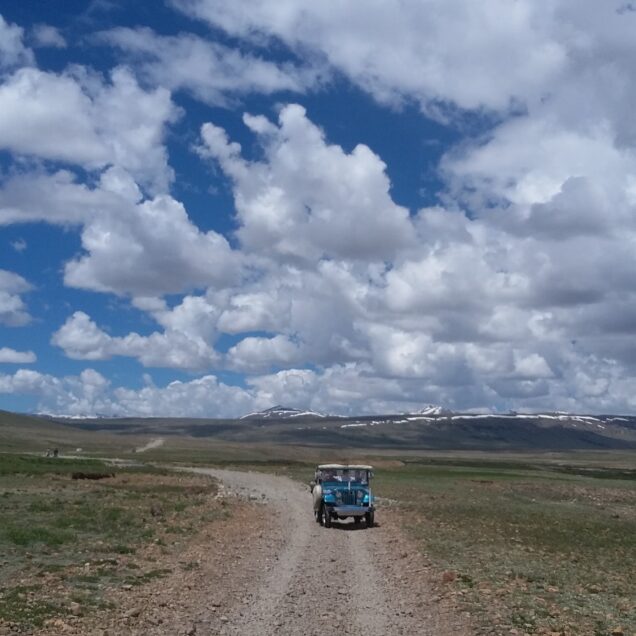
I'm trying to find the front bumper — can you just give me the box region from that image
[332,505,373,517]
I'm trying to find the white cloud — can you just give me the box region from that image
[0,169,123,226]
[0,367,260,418]
[0,66,177,192]
[31,24,67,48]
[0,348,36,363]
[6,4,636,415]
[171,0,566,113]
[0,269,31,326]
[112,375,257,418]
[64,188,239,296]
[52,310,219,371]
[0,368,59,396]
[98,27,322,105]
[0,15,34,71]
[0,167,240,296]
[227,334,302,372]
[0,368,114,416]
[200,104,414,262]
[51,312,112,361]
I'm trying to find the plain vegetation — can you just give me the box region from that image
[1,417,634,635]
[0,454,226,631]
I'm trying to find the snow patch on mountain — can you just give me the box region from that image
[418,404,452,416]
[240,405,327,420]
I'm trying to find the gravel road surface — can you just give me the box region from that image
[188,468,471,636]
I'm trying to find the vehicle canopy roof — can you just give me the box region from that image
[317,464,373,470]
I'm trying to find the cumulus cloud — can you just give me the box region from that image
[200,104,414,262]
[52,310,219,371]
[0,368,114,416]
[0,15,34,71]
[0,367,260,418]
[0,348,36,363]
[227,334,302,372]
[6,4,636,416]
[98,27,322,105]
[0,169,120,226]
[1,167,239,296]
[64,190,239,296]
[0,270,31,326]
[0,66,177,192]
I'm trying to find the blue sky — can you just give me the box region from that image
[2,1,636,416]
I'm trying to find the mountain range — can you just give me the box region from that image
[18,405,636,451]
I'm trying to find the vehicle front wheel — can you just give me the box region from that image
[323,506,332,528]
[315,507,322,523]
[365,511,374,528]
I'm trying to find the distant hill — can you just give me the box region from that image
[0,410,129,453]
[36,408,636,451]
[240,405,329,421]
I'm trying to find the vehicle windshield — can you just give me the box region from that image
[320,468,368,484]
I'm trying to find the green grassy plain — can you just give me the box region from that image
[1,418,635,635]
[0,454,224,631]
[372,459,636,635]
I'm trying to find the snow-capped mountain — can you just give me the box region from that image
[417,405,453,416]
[240,405,328,420]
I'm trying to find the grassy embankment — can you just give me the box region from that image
[0,454,227,631]
[374,458,636,636]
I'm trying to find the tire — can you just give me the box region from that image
[353,516,361,525]
[323,505,332,528]
[318,504,324,526]
[365,511,374,528]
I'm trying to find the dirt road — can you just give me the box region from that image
[187,468,471,636]
[49,467,471,635]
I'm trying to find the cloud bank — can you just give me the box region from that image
[3,4,636,416]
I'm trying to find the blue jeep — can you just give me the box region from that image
[311,464,375,528]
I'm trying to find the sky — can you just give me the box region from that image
[1,1,636,417]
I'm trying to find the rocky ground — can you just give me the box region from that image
[26,468,471,636]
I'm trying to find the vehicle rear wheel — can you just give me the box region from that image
[353,516,361,525]
[323,506,332,528]
[365,511,374,528]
